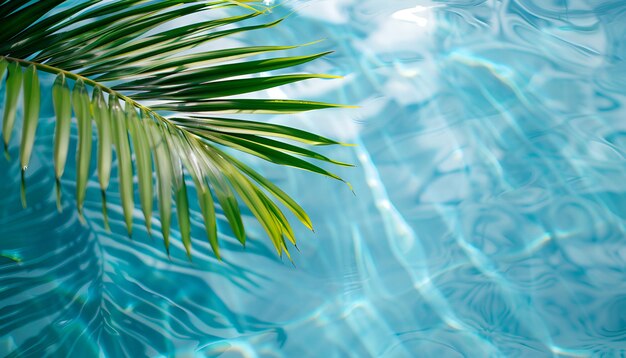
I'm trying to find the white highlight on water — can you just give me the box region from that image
[391,5,432,27]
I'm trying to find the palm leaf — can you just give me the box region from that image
[0,0,351,260]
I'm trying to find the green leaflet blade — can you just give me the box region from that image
[11,0,137,60]
[131,74,339,100]
[212,146,314,231]
[146,120,173,254]
[258,191,297,246]
[93,45,302,82]
[194,144,246,246]
[231,178,283,255]
[19,65,40,166]
[164,129,190,256]
[197,130,352,166]
[174,133,220,259]
[34,1,222,66]
[192,129,346,182]
[47,0,158,31]
[196,179,219,259]
[0,0,64,45]
[93,87,112,229]
[49,3,214,69]
[128,111,153,233]
[237,133,349,166]
[52,73,71,212]
[72,79,92,216]
[118,52,332,89]
[111,99,134,236]
[206,149,284,255]
[226,0,262,12]
[0,58,7,90]
[92,87,112,190]
[167,131,200,259]
[175,174,192,260]
[178,115,343,146]
[2,61,23,157]
[0,0,31,20]
[2,1,96,59]
[83,15,272,77]
[153,99,350,115]
[211,146,295,247]
[19,64,40,208]
[138,113,155,234]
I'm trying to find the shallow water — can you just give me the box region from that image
[2,0,626,357]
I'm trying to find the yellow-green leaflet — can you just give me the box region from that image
[198,147,246,246]
[2,61,22,157]
[206,149,286,256]
[146,120,173,254]
[19,66,40,166]
[113,101,135,236]
[176,133,220,259]
[93,88,112,230]
[167,131,192,258]
[52,73,71,212]
[72,79,92,215]
[93,88,111,190]
[189,144,219,259]
[0,58,7,90]
[128,111,153,234]
[196,180,219,259]
[175,172,192,260]
[19,65,40,208]
[217,149,314,231]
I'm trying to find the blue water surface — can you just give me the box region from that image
[2,0,626,357]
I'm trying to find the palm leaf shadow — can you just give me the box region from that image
[0,117,287,356]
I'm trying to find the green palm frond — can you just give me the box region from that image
[0,0,352,261]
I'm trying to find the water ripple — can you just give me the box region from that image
[2,0,626,356]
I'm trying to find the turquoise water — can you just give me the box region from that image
[2,0,626,356]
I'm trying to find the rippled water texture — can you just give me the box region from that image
[2,0,626,356]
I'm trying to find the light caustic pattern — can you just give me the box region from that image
[2,0,626,357]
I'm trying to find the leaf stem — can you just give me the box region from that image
[1,55,176,128]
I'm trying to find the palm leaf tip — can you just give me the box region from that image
[2,60,22,160]
[73,79,93,215]
[0,0,353,261]
[18,64,40,204]
[52,73,71,210]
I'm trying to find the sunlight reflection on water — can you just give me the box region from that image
[2,0,626,356]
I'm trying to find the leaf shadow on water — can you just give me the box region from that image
[0,116,286,356]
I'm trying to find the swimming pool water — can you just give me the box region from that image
[2,0,626,356]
